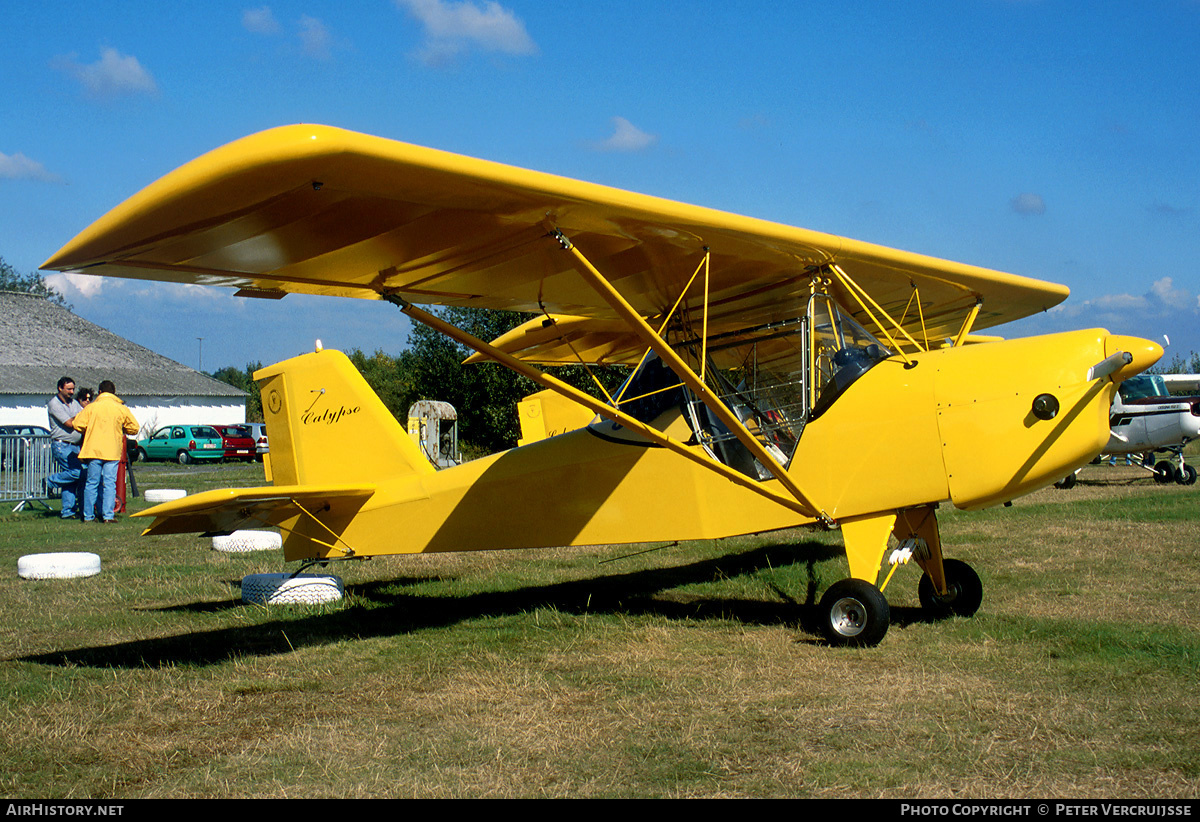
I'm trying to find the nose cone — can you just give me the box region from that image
[1105,335,1163,383]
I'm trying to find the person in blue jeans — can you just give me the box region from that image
[46,376,83,519]
[70,380,140,524]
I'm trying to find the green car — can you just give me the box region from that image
[134,425,225,464]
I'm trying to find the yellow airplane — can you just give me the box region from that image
[41,125,1162,646]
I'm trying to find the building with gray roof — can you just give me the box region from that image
[0,291,245,434]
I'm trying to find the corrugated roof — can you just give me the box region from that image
[0,291,245,397]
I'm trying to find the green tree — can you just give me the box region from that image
[208,362,264,421]
[347,347,418,420]
[405,307,627,456]
[1150,350,1200,375]
[0,256,70,308]
[405,307,536,454]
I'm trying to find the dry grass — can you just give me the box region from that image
[1,461,1197,798]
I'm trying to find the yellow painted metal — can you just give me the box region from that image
[517,389,596,445]
[896,506,947,595]
[42,124,1070,349]
[933,330,1160,509]
[137,347,812,560]
[953,301,984,347]
[790,328,1161,517]
[839,512,897,585]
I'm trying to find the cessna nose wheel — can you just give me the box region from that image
[819,578,891,647]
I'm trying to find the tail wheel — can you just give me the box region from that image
[818,578,890,647]
[1154,461,1175,484]
[1177,464,1198,486]
[918,558,983,618]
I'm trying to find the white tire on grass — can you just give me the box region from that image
[144,489,187,503]
[18,552,102,580]
[212,530,282,553]
[241,573,344,606]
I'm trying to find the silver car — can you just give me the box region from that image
[246,422,269,459]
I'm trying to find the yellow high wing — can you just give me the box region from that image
[42,124,1067,344]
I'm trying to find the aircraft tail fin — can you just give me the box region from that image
[255,348,436,486]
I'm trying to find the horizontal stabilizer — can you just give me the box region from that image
[133,484,376,536]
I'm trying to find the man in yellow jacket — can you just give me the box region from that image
[70,380,140,523]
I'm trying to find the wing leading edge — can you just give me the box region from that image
[42,124,1068,343]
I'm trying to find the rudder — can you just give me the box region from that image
[255,349,435,486]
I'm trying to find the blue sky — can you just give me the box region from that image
[2,1,1198,371]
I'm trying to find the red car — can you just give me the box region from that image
[213,424,256,462]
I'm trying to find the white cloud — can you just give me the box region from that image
[242,6,281,35]
[0,151,59,182]
[1004,276,1200,354]
[298,15,333,60]
[1010,192,1046,216]
[43,272,105,299]
[53,48,157,99]
[394,0,537,65]
[592,116,658,152]
[1148,276,1194,311]
[243,8,337,59]
[1046,277,1198,329]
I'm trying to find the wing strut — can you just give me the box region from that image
[952,299,984,347]
[379,291,827,523]
[826,263,922,362]
[548,227,828,522]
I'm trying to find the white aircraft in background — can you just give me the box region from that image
[1056,372,1200,487]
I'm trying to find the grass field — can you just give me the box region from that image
[1,459,1197,798]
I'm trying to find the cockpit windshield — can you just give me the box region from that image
[1119,374,1168,401]
[604,293,892,480]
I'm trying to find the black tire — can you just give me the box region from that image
[1176,464,1198,486]
[1154,460,1175,484]
[1054,473,1077,489]
[918,558,983,618]
[133,447,147,463]
[177,450,193,465]
[818,578,890,647]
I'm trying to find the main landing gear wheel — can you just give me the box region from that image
[1175,464,1197,486]
[1153,460,1175,484]
[1054,473,1077,489]
[818,578,890,647]
[918,558,983,618]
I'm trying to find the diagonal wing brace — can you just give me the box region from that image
[549,227,830,523]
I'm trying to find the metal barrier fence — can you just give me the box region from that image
[0,434,55,510]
